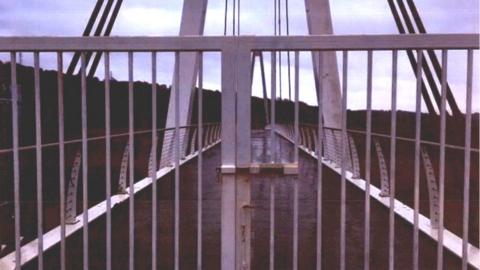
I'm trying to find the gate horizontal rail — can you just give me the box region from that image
[0,34,478,52]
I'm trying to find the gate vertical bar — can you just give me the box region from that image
[389,50,398,270]
[437,50,448,270]
[151,52,158,270]
[221,45,237,270]
[339,51,348,270]
[235,45,252,270]
[174,51,181,270]
[197,52,203,270]
[80,52,89,270]
[10,52,21,270]
[413,51,423,270]
[104,52,112,270]
[34,52,44,270]
[293,50,299,270]
[128,51,135,270]
[364,50,373,270]
[461,49,473,270]
[57,52,66,270]
[269,51,277,270]
[316,51,324,270]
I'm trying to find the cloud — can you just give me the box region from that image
[0,0,478,111]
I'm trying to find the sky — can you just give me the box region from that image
[0,0,478,112]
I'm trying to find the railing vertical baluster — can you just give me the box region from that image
[364,50,373,270]
[10,52,21,270]
[269,50,277,270]
[461,49,473,270]
[104,51,112,270]
[34,52,44,270]
[151,51,158,270]
[57,52,66,270]
[437,49,448,270]
[80,52,89,270]
[389,49,398,270]
[316,51,324,270]
[413,50,423,270]
[128,51,135,270]
[293,50,299,270]
[174,51,181,270]
[340,50,348,270]
[197,52,203,270]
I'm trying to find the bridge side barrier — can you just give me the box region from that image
[0,123,220,269]
[275,123,479,268]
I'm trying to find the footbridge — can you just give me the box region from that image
[0,0,479,269]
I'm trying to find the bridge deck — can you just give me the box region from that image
[22,130,467,269]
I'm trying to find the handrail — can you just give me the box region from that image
[0,34,478,52]
[284,123,480,153]
[0,123,220,154]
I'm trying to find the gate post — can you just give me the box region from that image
[235,45,253,270]
[220,40,253,270]
[221,43,237,270]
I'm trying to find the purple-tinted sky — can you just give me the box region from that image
[0,0,478,111]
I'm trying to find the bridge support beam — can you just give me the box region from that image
[161,0,208,165]
[304,0,342,130]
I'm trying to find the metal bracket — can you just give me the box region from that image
[66,149,81,224]
[420,146,439,228]
[349,135,361,179]
[190,127,197,155]
[374,139,390,197]
[117,142,129,194]
[148,143,157,179]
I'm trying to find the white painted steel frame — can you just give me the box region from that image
[197,52,203,270]
[150,52,158,270]
[364,50,373,270]
[56,52,67,270]
[316,51,324,270]
[0,34,478,270]
[275,128,480,269]
[10,53,21,270]
[163,0,208,164]
[0,137,222,270]
[33,52,44,270]
[104,52,113,270]
[80,53,89,270]
[412,50,423,270]
[0,34,478,52]
[221,46,237,270]
[234,47,252,270]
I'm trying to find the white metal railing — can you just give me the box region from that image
[0,34,478,270]
[275,123,480,268]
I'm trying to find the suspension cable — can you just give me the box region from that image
[274,0,277,35]
[277,0,282,99]
[237,0,241,35]
[232,0,236,35]
[285,0,292,100]
[224,0,228,35]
